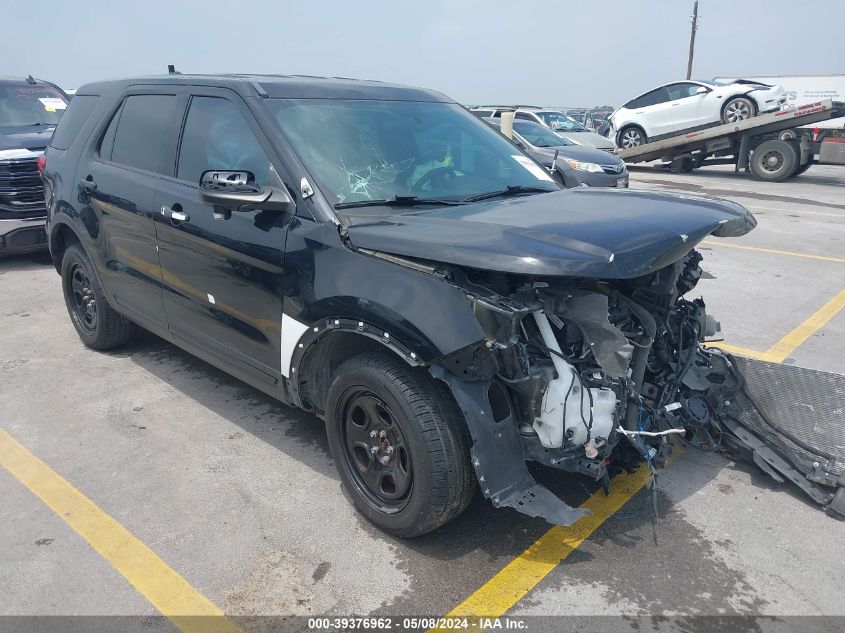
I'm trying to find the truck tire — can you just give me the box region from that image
[792,161,812,177]
[749,139,798,182]
[618,126,647,149]
[722,96,757,123]
[325,351,475,537]
[61,243,137,349]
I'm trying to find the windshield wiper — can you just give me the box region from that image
[463,185,555,203]
[334,195,466,210]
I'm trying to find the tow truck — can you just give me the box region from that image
[616,100,845,181]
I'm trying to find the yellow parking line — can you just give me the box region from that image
[762,288,845,363]
[701,240,845,264]
[0,427,240,633]
[707,342,766,360]
[711,289,845,364]
[437,462,653,625]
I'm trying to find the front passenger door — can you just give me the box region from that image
[666,82,710,132]
[154,92,289,384]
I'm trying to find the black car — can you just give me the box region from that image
[0,76,70,256]
[43,74,757,536]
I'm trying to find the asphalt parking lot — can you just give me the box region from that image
[2,164,844,632]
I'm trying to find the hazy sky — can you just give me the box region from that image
[4,0,843,107]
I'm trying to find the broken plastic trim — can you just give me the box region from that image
[430,364,590,526]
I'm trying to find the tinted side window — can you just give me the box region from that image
[666,83,701,100]
[514,112,534,121]
[177,97,269,186]
[111,95,178,173]
[629,88,669,108]
[50,95,98,150]
[98,103,123,161]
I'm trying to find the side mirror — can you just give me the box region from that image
[198,169,294,213]
[695,86,707,95]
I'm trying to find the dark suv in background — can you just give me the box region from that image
[0,76,69,256]
[42,74,758,536]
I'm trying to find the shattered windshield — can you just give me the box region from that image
[266,99,558,206]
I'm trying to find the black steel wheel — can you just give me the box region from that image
[68,261,98,335]
[326,351,475,537]
[61,243,137,349]
[339,390,414,512]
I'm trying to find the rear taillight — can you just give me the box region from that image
[37,154,47,174]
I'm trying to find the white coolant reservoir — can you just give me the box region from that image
[532,311,618,449]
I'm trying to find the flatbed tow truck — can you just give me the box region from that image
[616,100,845,181]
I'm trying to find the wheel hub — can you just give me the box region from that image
[341,391,413,510]
[69,265,98,334]
[761,150,784,172]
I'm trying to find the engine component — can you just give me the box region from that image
[531,310,617,448]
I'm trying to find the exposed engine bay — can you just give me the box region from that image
[436,248,845,525]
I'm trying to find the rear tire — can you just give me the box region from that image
[61,243,137,349]
[617,126,647,149]
[791,161,812,177]
[325,351,475,537]
[722,97,757,123]
[749,139,798,182]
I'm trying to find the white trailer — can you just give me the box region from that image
[616,100,845,181]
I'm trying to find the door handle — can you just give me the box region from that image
[81,177,97,191]
[160,203,189,223]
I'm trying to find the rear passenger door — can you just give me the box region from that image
[76,91,179,329]
[627,87,674,138]
[153,89,289,384]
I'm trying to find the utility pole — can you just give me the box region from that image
[686,0,699,79]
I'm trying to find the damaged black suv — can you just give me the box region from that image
[44,74,765,536]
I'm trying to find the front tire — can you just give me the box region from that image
[618,126,647,149]
[326,352,475,537]
[722,96,757,123]
[61,243,137,349]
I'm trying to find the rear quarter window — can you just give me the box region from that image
[49,95,99,150]
[109,94,178,174]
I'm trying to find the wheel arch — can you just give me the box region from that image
[48,219,83,273]
[288,317,431,418]
[616,123,647,147]
[722,92,759,117]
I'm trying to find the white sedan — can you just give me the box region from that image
[610,80,787,149]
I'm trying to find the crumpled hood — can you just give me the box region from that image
[0,125,54,153]
[344,188,756,278]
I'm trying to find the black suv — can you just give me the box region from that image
[1,76,69,255]
[43,74,756,536]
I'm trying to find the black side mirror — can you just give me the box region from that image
[198,169,294,213]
